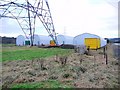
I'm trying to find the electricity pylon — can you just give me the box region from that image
[0,0,58,46]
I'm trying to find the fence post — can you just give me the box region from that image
[103,45,108,64]
[103,46,106,58]
[105,53,108,65]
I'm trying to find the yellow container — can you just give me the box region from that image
[50,40,56,46]
[85,38,100,49]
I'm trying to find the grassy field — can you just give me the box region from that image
[1,44,119,88]
[2,45,73,62]
[2,45,74,88]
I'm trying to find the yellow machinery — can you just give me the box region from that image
[85,38,100,49]
[50,40,56,46]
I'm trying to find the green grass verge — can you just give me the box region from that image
[11,80,73,88]
[2,44,16,47]
[2,46,73,62]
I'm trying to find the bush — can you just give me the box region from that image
[63,73,71,78]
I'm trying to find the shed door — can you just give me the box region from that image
[25,40,30,45]
[85,38,100,49]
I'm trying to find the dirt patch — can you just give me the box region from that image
[2,44,119,88]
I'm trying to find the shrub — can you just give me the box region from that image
[63,73,71,78]
[38,58,47,70]
[59,56,68,66]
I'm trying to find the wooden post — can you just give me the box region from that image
[103,46,106,58]
[105,45,108,64]
[105,53,108,65]
[103,45,108,65]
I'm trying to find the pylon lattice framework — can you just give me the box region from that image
[0,0,57,46]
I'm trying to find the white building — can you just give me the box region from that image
[16,35,25,46]
[31,34,51,45]
[16,34,51,46]
[39,35,51,45]
[56,34,74,45]
[32,34,40,45]
[73,33,107,48]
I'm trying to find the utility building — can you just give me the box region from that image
[16,34,51,46]
[73,33,107,49]
[57,35,74,45]
[16,35,25,46]
[30,34,51,46]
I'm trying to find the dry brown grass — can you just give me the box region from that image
[2,44,119,88]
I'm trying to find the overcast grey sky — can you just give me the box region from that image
[0,0,119,38]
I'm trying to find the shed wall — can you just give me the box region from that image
[100,38,107,47]
[31,35,51,45]
[39,35,51,45]
[57,35,73,45]
[33,35,40,45]
[16,35,25,46]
